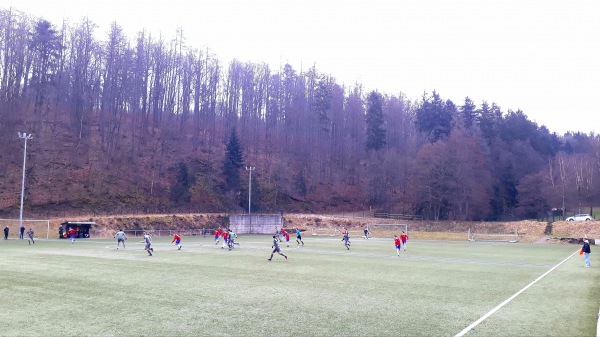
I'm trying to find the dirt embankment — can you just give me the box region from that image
[19,213,600,243]
[28,213,228,239]
[282,214,600,244]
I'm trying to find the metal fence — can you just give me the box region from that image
[373,212,423,220]
[91,228,216,238]
[320,211,423,221]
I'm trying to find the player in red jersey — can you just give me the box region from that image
[400,231,408,251]
[222,229,229,249]
[68,228,76,243]
[214,227,223,245]
[281,229,290,247]
[394,235,401,256]
[172,233,182,250]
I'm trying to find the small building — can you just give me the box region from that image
[59,221,95,239]
[229,215,282,234]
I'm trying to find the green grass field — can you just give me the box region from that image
[1,235,598,336]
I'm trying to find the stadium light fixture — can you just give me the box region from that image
[245,166,255,215]
[18,132,33,237]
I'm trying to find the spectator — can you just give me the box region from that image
[582,239,591,267]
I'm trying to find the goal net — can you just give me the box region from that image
[468,228,519,243]
[366,224,409,238]
[311,227,341,236]
[0,219,50,239]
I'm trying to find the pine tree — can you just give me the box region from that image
[414,91,454,142]
[365,91,386,152]
[295,170,307,197]
[171,162,192,203]
[223,128,244,191]
[460,97,477,129]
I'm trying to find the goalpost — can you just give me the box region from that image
[468,228,519,243]
[0,219,51,239]
[366,224,409,238]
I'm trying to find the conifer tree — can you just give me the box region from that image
[223,128,244,191]
[365,91,386,152]
[171,162,192,203]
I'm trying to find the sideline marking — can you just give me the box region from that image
[455,249,580,337]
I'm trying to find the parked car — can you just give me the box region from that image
[566,214,593,221]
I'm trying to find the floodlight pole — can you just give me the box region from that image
[18,132,33,238]
[245,166,255,214]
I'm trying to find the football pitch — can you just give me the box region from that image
[1,235,598,337]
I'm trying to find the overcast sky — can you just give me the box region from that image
[5,0,599,135]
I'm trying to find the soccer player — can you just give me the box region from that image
[144,232,153,256]
[394,235,401,256]
[114,229,126,249]
[275,228,282,242]
[400,231,408,251]
[26,228,35,245]
[172,233,182,250]
[68,228,76,243]
[295,228,304,247]
[342,228,350,250]
[268,235,287,261]
[3,226,8,240]
[214,227,223,245]
[282,229,290,247]
[222,229,229,249]
[363,226,370,239]
[227,229,236,250]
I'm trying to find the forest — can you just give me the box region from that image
[0,8,598,221]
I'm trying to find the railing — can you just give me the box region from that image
[373,212,423,220]
[91,228,216,238]
[322,211,374,219]
[319,211,423,221]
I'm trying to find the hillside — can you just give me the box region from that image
[2,9,600,222]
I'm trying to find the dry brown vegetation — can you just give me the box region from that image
[284,214,600,243]
[15,213,596,244]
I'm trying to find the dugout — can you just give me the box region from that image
[229,215,282,234]
[59,221,95,239]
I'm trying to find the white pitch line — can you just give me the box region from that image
[455,249,580,337]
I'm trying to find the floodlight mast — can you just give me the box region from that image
[18,132,33,236]
[245,166,255,215]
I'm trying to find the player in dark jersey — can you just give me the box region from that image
[268,235,288,261]
[295,228,304,247]
[342,228,351,250]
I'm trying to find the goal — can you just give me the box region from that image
[468,228,519,243]
[0,219,51,239]
[311,227,341,236]
[366,224,409,238]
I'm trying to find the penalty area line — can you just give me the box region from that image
[455,249,580,337]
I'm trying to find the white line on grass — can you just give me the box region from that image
[455,249,580,337]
